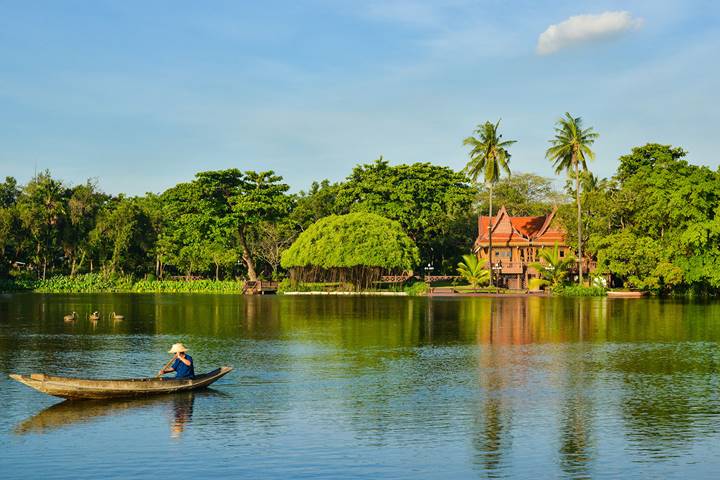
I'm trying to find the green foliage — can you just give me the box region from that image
[546,112,598,284]
[529,244,576,287]
[282,212,419,271]
[30,273,243,293]
[463,120,516,185]
[553,285,606,296]
[334,159,475,272]
[585,144,720,293]
[477,173,566,216]
[528,278,550,291]
[403,281,429,296]
[456,254,490,288]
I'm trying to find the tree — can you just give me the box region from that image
[546,112,598,285]
[62,180,107,275]
[91,196,155,275]
[463,120,516,285]
[335,159,475,272]
[15,171,68,279]
[477,173,565,217]
[457,255,490,289]
[230,171,292,281]
[529,243,576,288]
[281,212,420,289]
[251,220,296,279]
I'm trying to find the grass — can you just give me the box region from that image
[0,273,244,294]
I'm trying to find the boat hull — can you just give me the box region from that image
[9,366,233,400]
[607,291,648,298]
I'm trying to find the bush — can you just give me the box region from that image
[26,273,244,294]
[553,285,606,297]
[404,281,429,296]
[528,278,550,291]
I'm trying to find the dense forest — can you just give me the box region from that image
[1,143,720,294]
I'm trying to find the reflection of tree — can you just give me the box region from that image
[472,303,514,477]
[611,345,720,457]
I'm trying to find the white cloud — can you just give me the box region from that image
[537,11,643,55]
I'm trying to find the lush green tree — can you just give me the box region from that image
[231,171,292,281]
[456,255,490,288]
[530,243,576,288]
[62,181,107,275]
[336,158,475,272]
[463,120,516,285]
[281,212,420,289]
[546,112,598,285]
[15,172,68,279]
[290,180,344,230]
[91,196,155,275]
[0,177,20,208]
[584,144,720,293]
[477,173,565,216]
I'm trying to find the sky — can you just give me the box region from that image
[1,0,718,195]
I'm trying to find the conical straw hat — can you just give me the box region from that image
[168,343,189,354]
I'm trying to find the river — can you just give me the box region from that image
[1,293,719,479]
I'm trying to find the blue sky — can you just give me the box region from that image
[1,0,718,195]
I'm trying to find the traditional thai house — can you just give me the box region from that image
[473,206,574,289]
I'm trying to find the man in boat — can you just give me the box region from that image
[158,343,195,379]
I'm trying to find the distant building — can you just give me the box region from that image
[473,206,579,289]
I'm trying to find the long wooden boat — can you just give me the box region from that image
[9,366,233,400]
[607,290,648,298]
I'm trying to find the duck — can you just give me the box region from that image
[64,311,78,322]
[110,312,124,321]
[89,311,100,321]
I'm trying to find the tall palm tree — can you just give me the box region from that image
[463,120,516,286]
[546,113,598,285]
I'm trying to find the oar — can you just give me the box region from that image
[156,355,177,378]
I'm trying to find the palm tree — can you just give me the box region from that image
[529,243,576,288]
[463,120,516,286]
[546,113,598,285]
[457,255,491,289]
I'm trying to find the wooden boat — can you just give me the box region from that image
[9,366,233,400]
[607,290,648,298]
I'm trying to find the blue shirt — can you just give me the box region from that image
[171,354,195,379]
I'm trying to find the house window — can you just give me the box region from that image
[559,250,565,258]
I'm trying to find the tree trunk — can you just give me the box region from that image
[488,183,494,287]
[215,263,220,281]
[238,228,257,281]
[575,159,583,285]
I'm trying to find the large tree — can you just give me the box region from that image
[463,120,516,285]
[546,112,598,285]
[15,172,68,279]
[477,172,564,217]
[281,212,419,289]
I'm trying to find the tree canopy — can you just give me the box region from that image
[281,212,419,288]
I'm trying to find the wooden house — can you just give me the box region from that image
[473,206,576,289]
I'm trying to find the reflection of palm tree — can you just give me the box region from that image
[472,308,513,476]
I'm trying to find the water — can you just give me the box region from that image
[1,293,720,479]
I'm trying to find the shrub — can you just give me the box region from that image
[553,285,606,296]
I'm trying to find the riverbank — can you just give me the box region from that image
[0,274,245,294]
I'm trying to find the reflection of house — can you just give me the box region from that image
[473,206,574,289]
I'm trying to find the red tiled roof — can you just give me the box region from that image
[475,206,566,248]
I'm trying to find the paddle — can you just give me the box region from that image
[156,355,178,378]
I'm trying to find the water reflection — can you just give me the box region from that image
[4,294,720,478]
[14,391,221,438]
